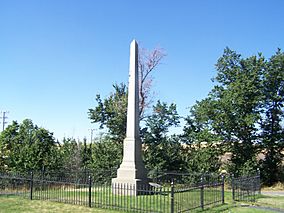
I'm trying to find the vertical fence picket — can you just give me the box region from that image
[170,180,174,213]
[88,175,92,208]
[113,183,116,209]
[200,176,204,210]
[232,174,235,201]
[257,168,261,195]
[30,171,33,200]
[221,175,225,204]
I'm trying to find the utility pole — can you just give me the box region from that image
[88,129,96,159]
[88,129,96,144]
[0,111,9,131]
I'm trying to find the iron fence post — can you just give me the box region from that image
[200,176,204,210]
[257,168,261,194]
[88,175,92,208]
[221,175,225,204]
[232,174,235,201]
[30,171,33,200]
[170,180,174,213]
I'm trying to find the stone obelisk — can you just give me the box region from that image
[112,40,148,193]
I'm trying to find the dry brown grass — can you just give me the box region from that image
[262,182,284,191]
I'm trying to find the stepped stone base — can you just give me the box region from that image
[112,177,150,196]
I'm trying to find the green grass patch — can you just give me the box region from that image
[30,185,224,212]
[197,192,284,213]
[254,194,284,210]
[0,195,123,213]
[1,195,281,213]
[33,185,172,212]
[217,206,276,212]
[2,188,283,213]
[0,186,224,212]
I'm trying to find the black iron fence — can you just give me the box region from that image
[0,170,261,212]
[0,172,30,197]
[151,172,225,212]
[173,175,225,212]
[0,171,227,213]
[231,170,261,202]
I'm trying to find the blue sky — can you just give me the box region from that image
[1,0,283,141]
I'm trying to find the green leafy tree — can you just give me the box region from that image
[212,48,264,175]
[81,137,92,172]
[183,144,222,174]
[59,138,84,174]
[182,97,221,145]
[143,101,183,173]
[0,119,60,173]
[0,121,19,172]
[90,136,123,182]
[260,49,284,185]
[28,127,60,172]
[88,83,128,143]
[184,48,265,176]
[143,101,180,142]
[182,98,223,174]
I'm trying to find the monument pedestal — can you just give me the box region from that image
[112,137,148,195]
[112,178,148,196]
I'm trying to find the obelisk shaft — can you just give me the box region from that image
[112,40,148,193]
[126,40,140,139]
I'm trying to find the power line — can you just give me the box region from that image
[0,111,9,131]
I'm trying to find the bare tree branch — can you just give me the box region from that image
[138,46,166,119]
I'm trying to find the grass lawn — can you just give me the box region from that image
[204,206,277,212]
[199,192,284,213]
[0,195,123,213]
[31,185,225,212]
[0,191,284,212]
[255,194,284,210]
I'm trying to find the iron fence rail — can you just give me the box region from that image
[0,172,30,197]
[232,172,261,202]
[173,176,225,212]
[0,171,226,213]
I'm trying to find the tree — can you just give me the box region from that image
[213,48,265,175]
[81,137,92,172]
[59,138,84,174]
[185,48,265,176]
[144,135,185,175]
[181,99,223,174]
[88,46,165,142]
[0,119,60,173]
[143,101,182,173]
[90,136,123,182]
[182,48,284,183]
[88,83,128,143]
[182,97,222,145]
[143,101,180,143]
[260,49,284,185]
[0,121,19,172]
[183,144,222,174]
[138,47,166,118]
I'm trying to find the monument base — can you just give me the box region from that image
[111,136,149,196]
[112,177,149,196]
[112,156,149,196]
